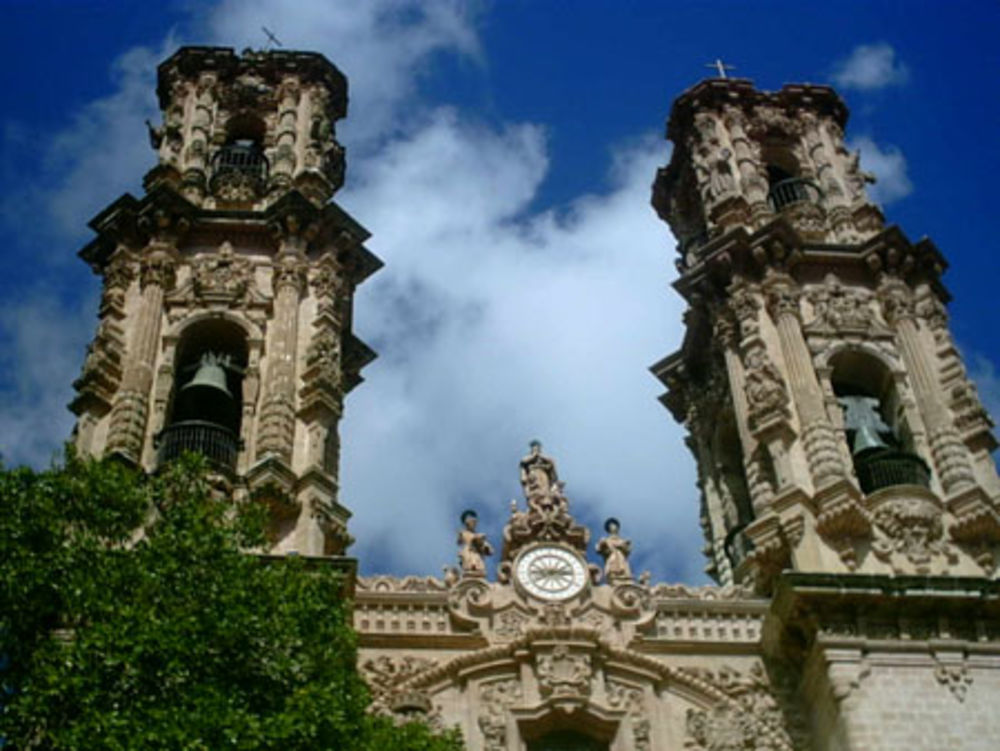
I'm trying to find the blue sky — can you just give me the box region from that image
[1,1,998,583]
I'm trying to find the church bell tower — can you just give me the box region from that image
[70,47,381,556]
[651,77,1000,592]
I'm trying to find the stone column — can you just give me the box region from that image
[715,313,773,511]
[257,241,307,463]
[106,247,176,462]
[765,279,846,486]
[880,280,975,495]
[271,77,300,188]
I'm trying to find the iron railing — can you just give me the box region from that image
[210,142,268,194]
[768,177,822,212]
[157,420,239,471]
[853,448,931,494]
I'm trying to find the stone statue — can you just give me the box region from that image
[742,346,788,417]
[457,509,493,577]
[519,440,559,513]
[596,517,633,582]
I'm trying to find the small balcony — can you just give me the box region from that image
[210,142,269,199]
[853,448,931,495]
[768,177,822,212]
[157,420,239,472]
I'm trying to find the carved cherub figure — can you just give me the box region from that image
[457,510,493,577]
[596,517,633,582]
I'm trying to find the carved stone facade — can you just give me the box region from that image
[67,49,1000,751]
[649,76,1000,751]
[71,47,381,556]
[355,445,787,750]
[652,78,1000,593]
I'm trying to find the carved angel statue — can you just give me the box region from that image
[457,509,493,577]
[596,517,633,582]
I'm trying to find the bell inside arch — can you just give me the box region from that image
[181,353,233,400]
[838,394,891,456]
[173,352,238,432]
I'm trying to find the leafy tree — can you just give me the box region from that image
[0,451,462,750]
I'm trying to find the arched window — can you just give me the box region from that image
[210,114,269,200]
[763,146,821,211]
[157,319,248,471]
[830,350,930,493]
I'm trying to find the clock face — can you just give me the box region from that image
[515,545,588,601]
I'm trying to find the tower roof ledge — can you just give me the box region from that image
[665,77,848,144]
[157,45,348,118]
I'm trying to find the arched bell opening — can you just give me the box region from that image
[830,349,930,494]
[763,145,821,212]
[210,113,269,201]
[157,319,248,472]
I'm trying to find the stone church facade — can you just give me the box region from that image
[70,47,1000,750]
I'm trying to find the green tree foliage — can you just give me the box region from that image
[0,452,462,751]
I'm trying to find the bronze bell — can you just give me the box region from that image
[181,353,233,400]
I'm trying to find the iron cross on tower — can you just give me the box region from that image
[705,58,736,78]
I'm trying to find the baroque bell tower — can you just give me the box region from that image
[651,77,1000,591]
[70,47,381,556]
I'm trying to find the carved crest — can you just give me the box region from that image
[191,242,253,302]
[535,645,592,699]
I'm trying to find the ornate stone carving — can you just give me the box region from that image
[311,251,346,302]
[742,345,790,429]
[877,279,916,325]
[500,442,590,569]
[478,678,521,751]
[607,680,649,751]
[684,664,794,751]
[871,498,957,574]
[934,657,972,702]
[494,608,528,639]
[457,510,493,578]
[72,318,126,411]
[807,274,872,331]
[139,250,177,291]
[844,148,877,204]
[360,654,436,714]
[191,241,253,301]
[648,582,759,600]
[765,284,802,322]
[356,575,448,593]
[272,252,308,294]
[302,328,342,395]
[596,517,633,582]
[727,284,760,339]
[535,644,592,699]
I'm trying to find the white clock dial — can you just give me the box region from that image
[515,545,588,601]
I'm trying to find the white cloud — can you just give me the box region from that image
[849,136,913,205]
[0,290,96,468]
[832,42,909,91]
[204,0,482,151]
[338,121,697,582]
[0,1,704,583]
